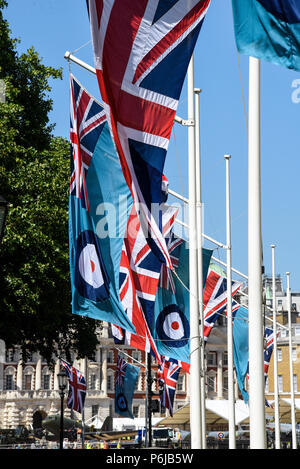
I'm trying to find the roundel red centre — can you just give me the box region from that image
[78,243,104,289]
[163,312,184,340]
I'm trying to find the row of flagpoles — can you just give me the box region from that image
[63,50,297,452]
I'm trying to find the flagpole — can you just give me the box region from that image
[271,245,280,449]
[147,353,153,448]
[248,56,266,449]
[188,56,202,450]
[225,154,236,449]
[194,87,205,449]
[286,272,297,449]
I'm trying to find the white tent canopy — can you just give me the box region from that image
[156,400,250,430]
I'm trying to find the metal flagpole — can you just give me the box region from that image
[248,56,266,449]
[188,56,202,450]
[286,272,297,449]
[147,353,153,448]
[271,245,280,449]
[225,154,236,449]
[194,87,205,449]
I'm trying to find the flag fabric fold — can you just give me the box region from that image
[232,306,250,404]
[112,203,179,363]
[157,356,181,417]
[232,0,300,71]
[87,0,211,267]
[153,234,212,369]
[233,309,277,406]
[203,266,241,341]
[69,74,136,334]
[61,359,87,414]
[115,354,140,419]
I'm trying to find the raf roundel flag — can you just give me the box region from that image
[69,74,135,334]
[153,234,212,368]
[115,355,139,419]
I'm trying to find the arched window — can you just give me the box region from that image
[23,366,35,391]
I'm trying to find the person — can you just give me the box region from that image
[117,439,121,449]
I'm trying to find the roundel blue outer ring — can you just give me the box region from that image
[155,304,190,348]
[116,392,128,412]
[75,230,110,302]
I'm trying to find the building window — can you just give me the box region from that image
[132,351,141,363]
[294,326,300,337]
[24,374,32,390]
[281,329,287,338]
[5,349,15,362]
[5,374,14,390]
[107,373,114,391]
[265,376,269,393]
[177,375,184,392]
[107,351,114,364]
[223,352,228,366]
[90,374,97,390]
[292,348,297,361]
[133,406,139,418]
[278,375,283,393]
[207,353,216,366]
[92,405,99,417]
[277,349,282,361]
[293,374,297,393]
[43,374,50,390]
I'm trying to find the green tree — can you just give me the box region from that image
[0,0,99,363]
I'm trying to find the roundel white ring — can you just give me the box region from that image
[155,304,189,348]
[78,243,104,289]
[162,312,184,340]
[74,230,110,302]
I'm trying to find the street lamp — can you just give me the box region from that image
[0,196,9,243]
[57,369,68,450]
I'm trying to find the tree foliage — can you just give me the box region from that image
[0,1,99,363]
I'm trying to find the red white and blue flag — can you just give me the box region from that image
[203,269,241,341]
[87,0,211,267]
[70,73,106,211]
[159,234,183,293]
[157,356,181,417]
[61,359,87,414]
[116,355,128,387]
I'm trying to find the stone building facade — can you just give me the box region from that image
[0,319,234,431]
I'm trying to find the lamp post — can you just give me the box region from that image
[57,369,68,450]
[0,196,9,243]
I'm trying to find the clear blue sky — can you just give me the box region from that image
[4,0,300,291]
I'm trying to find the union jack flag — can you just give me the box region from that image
[159,233,183,293]
[157,357,181,417]
[243,327,277,409]
[112,203,178,362]
[264,327,279,377]
[70,73,106,211]
[88,0,211,267]
[61,359,86,414]
[203,269,241,341]
[116,355,128,387]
